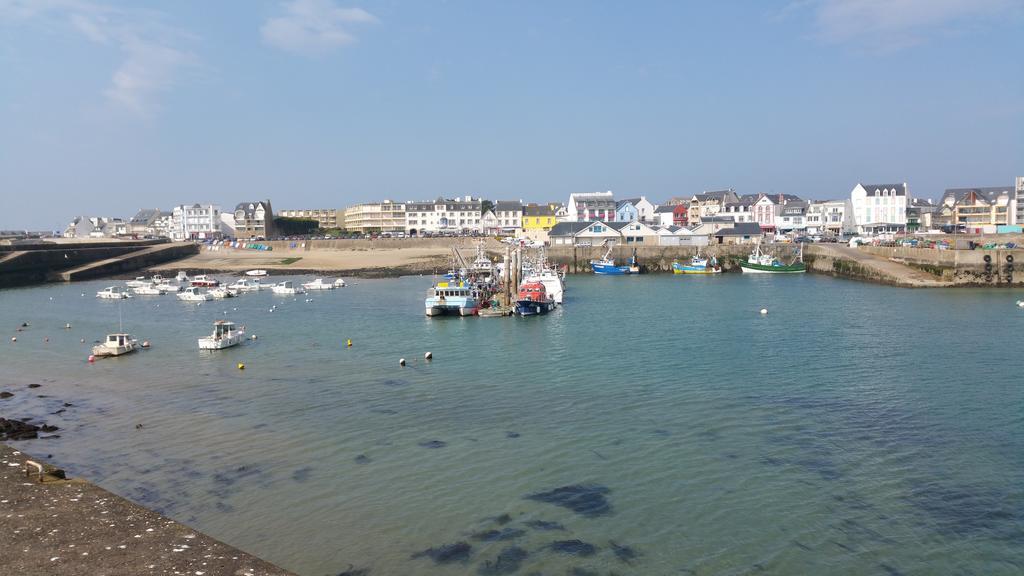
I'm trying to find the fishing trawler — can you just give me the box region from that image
[740,243,806,273]
[425,280,481,317]
[590,245,640,275]
[672,250,722,274]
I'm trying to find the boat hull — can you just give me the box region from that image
[590,262,633,275]
[739,261,807,273]
[672,263,722,275]
[515,300,554,316]
[198,335,244,350]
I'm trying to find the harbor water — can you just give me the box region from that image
[1,274,1022,575]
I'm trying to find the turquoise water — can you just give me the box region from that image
[1,274,1022,575]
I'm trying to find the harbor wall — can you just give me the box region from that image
[59,243,199,282]
[857,245,1024,285]
[257,237,504,252]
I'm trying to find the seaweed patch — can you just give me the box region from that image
[477,546,528,576]
[526,485,611,517]
[411,541,473,564]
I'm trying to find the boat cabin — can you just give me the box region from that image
[106,334,133,346]
[517,281,548,302]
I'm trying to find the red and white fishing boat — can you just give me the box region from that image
[190,274,221,287]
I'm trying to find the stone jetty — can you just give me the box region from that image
[0,443,294,576]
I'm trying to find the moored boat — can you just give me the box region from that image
[245,269,268,277]
[91,333,138,357]
[740,244,806,274]
[198,320,245,350]
[96,286,132,299]
[590,246,640,275]
[515,281,555,316]
[333,278,347,288]
[177,286,212,302]
[208,287,238,299]
[132,283,168,296]
[228,278,262,292]
[190,275,221,287]
[425,281,480,317]
[302,278,336,291]
[125,276,148,288]
[673,253,722,274]
[271,281,305,295]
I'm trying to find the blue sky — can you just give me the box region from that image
[1,0,1022,230]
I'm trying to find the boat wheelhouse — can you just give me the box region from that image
[96,286,132,299]
[271,281,305,295]
[177,286,212,301]
[91,333,138,357]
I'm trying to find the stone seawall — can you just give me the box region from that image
[858,246,1024,285]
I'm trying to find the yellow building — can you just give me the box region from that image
[519,203,558,243]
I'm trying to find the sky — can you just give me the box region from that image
[1,0,1022,230]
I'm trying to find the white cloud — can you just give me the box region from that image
[0,0,194,115]
[789,0,1021,49]
[261,0,377,55]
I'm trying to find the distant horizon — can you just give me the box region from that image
[2,1,1021,230]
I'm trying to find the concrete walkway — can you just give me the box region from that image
[0,444,295,576]
[807,244,952,287]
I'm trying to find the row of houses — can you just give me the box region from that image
[64,201,275,241]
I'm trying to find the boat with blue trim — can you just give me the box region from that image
[515,281,555,316]
[672,251,721,274]
[425,280,481,316]
[590,245,640,275]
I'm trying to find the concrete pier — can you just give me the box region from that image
[0,443,294,576]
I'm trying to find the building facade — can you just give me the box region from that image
[805,200,853,236]
[850,183,908,234]
[687,189,739,226]
[939,186,1015,232]
[345,201,407,233]
[520,203,558,243]
[567,191,616,221]
[278,209,342,229]
[233,201,273,239]
[172,204,222,241]
[402,197,481,235]
[493,201,523,234]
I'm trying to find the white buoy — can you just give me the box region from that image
[11,337,16,342]
[424,352,433,360]
[399,358,406,367]
[65,323,72,329]
[250,334,258,340]
[760,308,768,315]
[80,338,85,343]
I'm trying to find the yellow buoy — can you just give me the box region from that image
[237,363,245,370]
[346,339,352,347]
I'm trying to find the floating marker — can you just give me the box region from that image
[10,337,16,342]
[65,323,72,329]
[44,337,49,343]
[250,334,258,340]
[399,358,406,367]
[141,341,150,348]
[424,352,433,360]
[760,308,768,315]
[346,339,352,347]
[88,355,95,363]
[237,363,245,370]
[80,338,85,343]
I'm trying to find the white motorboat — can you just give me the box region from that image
[302,278,336,291]
[245,269,268,277]
[177,286,212,302]
[155,281,184,293]
[198,320,245,350]
[125,276,149,288]
[271,281,305,295]
[190,275,220,287]
[96,286,132,299]
[228,278,263,292]
[132,283,168,296]
[333,278,347,287]
[208,287,238,299]
[91,333,138,357]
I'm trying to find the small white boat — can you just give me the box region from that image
[228,278,263,292]
[271,281,305,295]
[132,283,167,296]
[333,278,346,288]
[245,269,268,277]
[176,271,190,283]
[125,276,149,288]
[177,286,212,302]
[208,287,238,299]
[97,286,132,299]
[190,274,220,287]
[198,320,245,350]
[302,278,336,291]
[155,281,184,293]
[91,333,138,357]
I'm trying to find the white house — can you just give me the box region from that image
[654,205,676,227]
[752,195,776,232]
[567,191,616,221]
[722,195,757,224]
[403,197,481,235]
[850,183,909,234]
[806,200,854,236]
[493,200,523,233]
[171,204,221,241]
[618,220,662,245]
[480,210,500,234]
[775,201,809,233]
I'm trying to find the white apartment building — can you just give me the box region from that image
[567,191,616,221]
[344,201,407,233]
[171,204,221,241]
[805,200,854,235]
[493,200,523,233]
[850,183,909,234]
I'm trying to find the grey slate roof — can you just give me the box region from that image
[715,222,763,236]
[493,200,523,213]
[235,201,271,218]
[860,184,906,197]
[522,203,555,217]
[129,209,162,225]
[941,186,1012,205]
[548,222,593,236]
[654,204,677,213]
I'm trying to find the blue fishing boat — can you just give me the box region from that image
[672,251,721,274]
[590,246,640,275]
